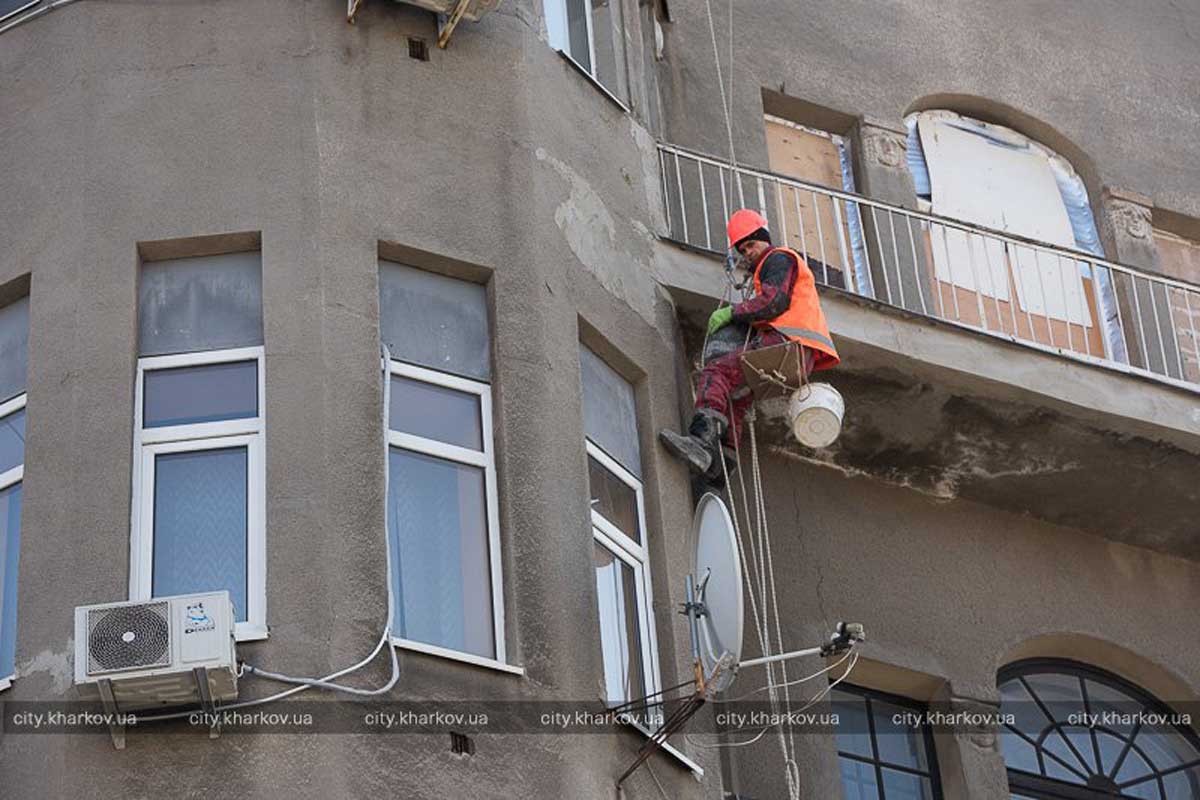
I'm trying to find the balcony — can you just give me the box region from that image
[652,143,1200,559]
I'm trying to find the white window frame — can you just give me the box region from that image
[544,0,631,112]
[129,345,267,642]
[586,439,662,723]
[385,359,519,676]
[0,392,26,691]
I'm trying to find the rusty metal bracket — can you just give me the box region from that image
[436,0,472,48]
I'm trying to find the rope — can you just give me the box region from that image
[686,650,860,751]
[718,414,802,800]
[703,0,738,204]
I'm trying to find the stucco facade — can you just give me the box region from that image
[0,1,1197,799]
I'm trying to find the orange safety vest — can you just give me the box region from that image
[751,246,840,371]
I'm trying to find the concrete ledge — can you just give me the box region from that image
[654,238,1200,454]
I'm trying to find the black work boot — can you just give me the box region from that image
[701,443,737,490]
[658,411,726,475]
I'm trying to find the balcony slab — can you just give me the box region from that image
[655,240,1200,559]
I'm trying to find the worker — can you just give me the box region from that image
[659,209,840,485]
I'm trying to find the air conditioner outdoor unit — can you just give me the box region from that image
[74,591,238,713]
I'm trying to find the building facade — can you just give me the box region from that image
[1,1,1198,799]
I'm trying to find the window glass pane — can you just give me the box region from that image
[0,483,22,679]
[389,376,483,451]
[580,346,640,477]
[379,261,490,382]
[839,757,880,800]
[880,768,933,800]
[588,455,639,543]
[1000,730,1039,775]
[589,0,628,101]
[565,0,591,72]
[388,448,494,659]
[593,543,644,707]
[543,0,567,51]
[1135,724,1195,770]
[152,448,248,622]
[872,699,930,771]
[832,689,874,758]
[1084,678,1139,737]
[1001,678,1053,748]
[0,297,29,403]
[1041,730,1088,781]
[1162,766,1200,798]
[144,361,257,428]
[139,252,263,357]
[1120,777,1161,800]
[1114,745,1154,784]
[1023,672,1085,726]
[0,410,25,475]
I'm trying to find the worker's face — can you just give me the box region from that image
[736,239,770,266]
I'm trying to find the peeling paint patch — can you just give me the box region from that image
[19,639,74,695]
[535,147,658,326]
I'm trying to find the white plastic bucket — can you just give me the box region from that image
[788,383,844,448]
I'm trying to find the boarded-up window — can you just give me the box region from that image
[139,252,264,357]
[579,346,640,478]
[914,112,1103,357]
[1155,229,1200,382]
[763,116,852,289]
[379,261,491,383]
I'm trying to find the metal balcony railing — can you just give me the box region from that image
[658,142,1200,392]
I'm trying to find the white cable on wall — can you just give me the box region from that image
[139,345,402,721]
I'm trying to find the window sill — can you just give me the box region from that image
[554,49,631,115]
[235,623,269,643]
[626,718,705,777]
[0,675,12,692]
[391,638,525,677]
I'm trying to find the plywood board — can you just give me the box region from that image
[764,118,851,287]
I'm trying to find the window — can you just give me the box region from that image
[1153,228,1200,384]
[580,346,661,724]
[0,294,28,690]
[131,252,266,641]
[544,0,630,106]
[908,111,1108,357]
[832,684,942,800]
[380,261,514,673]
[764,114,858,290]
[999,659,1200,799]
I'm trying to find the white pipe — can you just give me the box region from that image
[738,645,824,670]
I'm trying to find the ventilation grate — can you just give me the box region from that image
[449,731,475,756]
[407,37,429,61]
[87,602,171,674]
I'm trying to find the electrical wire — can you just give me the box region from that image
[685,649,859,751]
[714,646,854,703]
[138,345,402,722]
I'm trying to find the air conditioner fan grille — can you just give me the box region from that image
[87,602,171,674]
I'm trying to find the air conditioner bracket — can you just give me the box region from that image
[96,679,126,750]
[193,666,221,739]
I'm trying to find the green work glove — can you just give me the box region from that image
[707,306,733,336]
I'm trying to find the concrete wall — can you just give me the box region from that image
[0,1,716,797]
[657,0,1200,222]
[1,1,1197,800]
[721,452,1200,800]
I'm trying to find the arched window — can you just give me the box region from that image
[999,659,1200,799]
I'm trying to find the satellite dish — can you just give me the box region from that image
[691,493,743,676]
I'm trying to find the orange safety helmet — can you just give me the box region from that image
[726,208,769,248]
